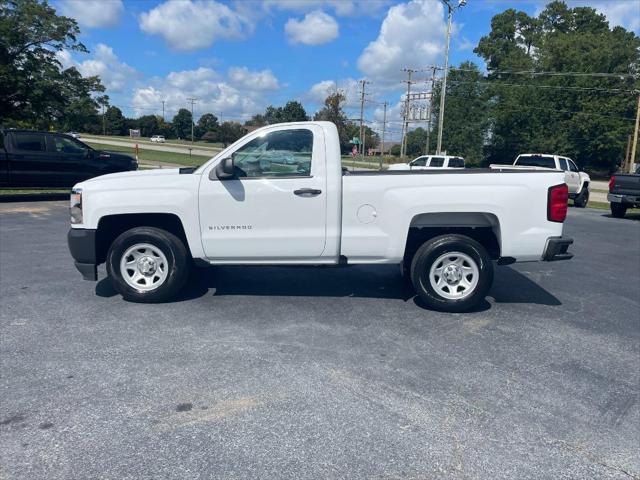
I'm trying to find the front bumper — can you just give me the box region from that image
[68,228,98,281]
[542,236,574,261]
[608,193,640,206]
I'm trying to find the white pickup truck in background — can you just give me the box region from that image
[491,153,591,207]
[388,154,465,171]
[68,122,573,312]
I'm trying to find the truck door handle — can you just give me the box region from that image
[294,188,322,197]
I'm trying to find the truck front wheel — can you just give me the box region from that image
[574,187,589,208]
[410,235,494,313]
[106,227,190,303]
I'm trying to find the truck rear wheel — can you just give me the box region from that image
[106,227,189,303]
[610,203,627,218]
[410,234,493,313]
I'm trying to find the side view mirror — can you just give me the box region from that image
[211,157,235,180]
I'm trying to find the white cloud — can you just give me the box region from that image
[308,78,360,107]
[139,0,253,51]
[581,1,640,32]
[357,0,447,85]
[132,66,280,121]
[56,43,138,93]
[457,36,474,51]
[285,10,339,45]
[264,0,355,16]
[58,0,123,28]
[228,67,280,90]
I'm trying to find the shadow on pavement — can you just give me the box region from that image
[96,264,561,310]
[601,211,640,221]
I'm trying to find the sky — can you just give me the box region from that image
[54,0,640,140]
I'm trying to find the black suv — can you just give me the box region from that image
[1,130,138,187]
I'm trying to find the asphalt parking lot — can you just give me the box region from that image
[1,201,638,479]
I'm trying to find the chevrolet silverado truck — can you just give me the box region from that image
[608,166,640,218]
[1,129,137,187]
[67,122,573,312]
[388,155,465,170]
[491,154,590,207]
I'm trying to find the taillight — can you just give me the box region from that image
[609,176,616,192]
[548,183,568,223]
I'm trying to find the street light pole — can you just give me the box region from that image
[436,0,465,155]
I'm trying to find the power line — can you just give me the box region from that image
[447,80,638,94]
[442,65,638,79]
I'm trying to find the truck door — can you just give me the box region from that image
[0,132,8,185]
[198,125,327,260]
[48,133,94,185]
[560,157,579,193]
[7,131,53,187]
[566,159,581,193]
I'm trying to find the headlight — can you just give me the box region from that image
[70,188,83,224]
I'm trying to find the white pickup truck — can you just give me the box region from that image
[491,154,591,207]
[388,154,465,171]
[68,121,573,312]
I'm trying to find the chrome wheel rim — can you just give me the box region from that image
[429,251,479,300]
[120,243,169,291]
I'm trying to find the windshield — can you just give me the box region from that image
[516,155,556,169]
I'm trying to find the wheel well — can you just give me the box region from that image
[579,181,589,192]
[95,213,188,264]
[403,226,501,267]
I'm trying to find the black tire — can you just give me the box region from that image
[410,234,494,313]
[610,203,627,218]
[574,187,589,208]
[106,227,190,303]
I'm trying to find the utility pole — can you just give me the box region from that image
[437,0,467,155]
[161,100,165,122]
[400,68,415,159]
[187,97,197,143]
[425,66,438,155]
[380,101,387,170]
[102,104,106,136]
[630,93,640,173]
[358,80,370,162]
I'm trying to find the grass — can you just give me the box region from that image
[86,142,211,167]
[0,188,67,195]
[586,201,610,210]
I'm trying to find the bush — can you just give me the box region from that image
[201,131,217,143]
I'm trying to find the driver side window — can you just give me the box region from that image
[52,135,88,155]
[232,129,313,178]
[568,160,579,172]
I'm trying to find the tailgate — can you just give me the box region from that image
[612,175,640,196]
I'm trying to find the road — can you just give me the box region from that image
[0,203,638,479]
[82,136,221,158]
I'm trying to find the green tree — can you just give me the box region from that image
[0,0,106,128]
[197,113,218,138]
[245,113,267,127]
[172,108,193,139]
[475,1,639,171]
[136,115,160,137]
[262,100,308,124]
[217,121,244,147]
[103,106,125,135]
[404,128,428,157]
[430,62,489,164]
[313,92,350,152]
